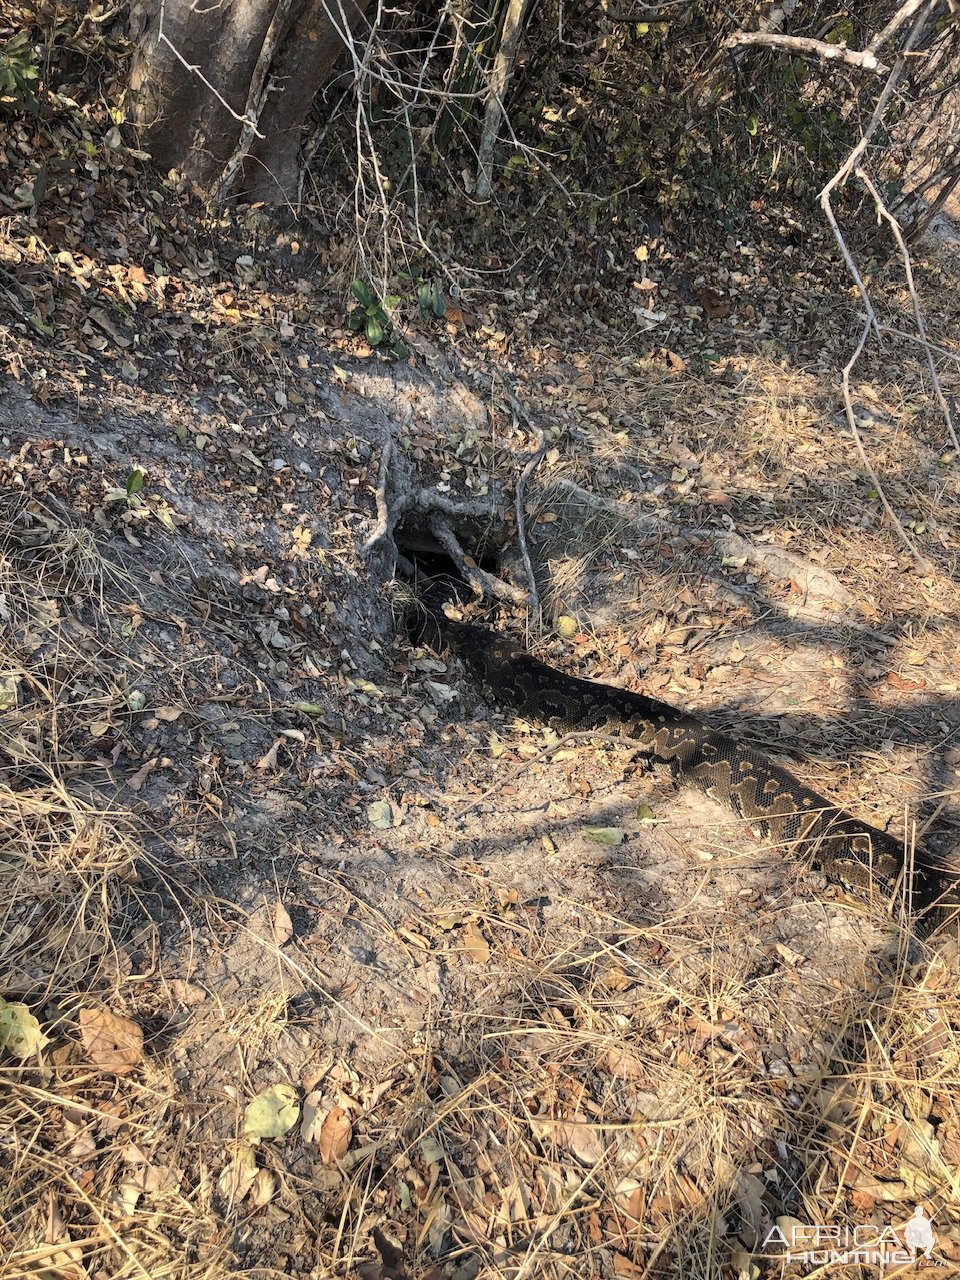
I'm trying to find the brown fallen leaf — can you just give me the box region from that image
[43,1191,85,1273]
[461,920,491,964]
[78,1008,143,1075]
[127,756,158,791]
[542,1115,607,1165]
[697,285,731,319]
[250,1168,277,1207]
[775,940,807,968]
[318,1105,352,1165]
[169,979,206,1007]
[272,901,294,946]
[257,738,283,771]
[614,1177,645,1226]
[612,1251,647,1277]
[886,672,926,691]
[606,1046,646,1080]
[217,1142,258,1204]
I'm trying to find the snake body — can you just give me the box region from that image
[421,606,951,929]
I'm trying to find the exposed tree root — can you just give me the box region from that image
[361,434,526,607]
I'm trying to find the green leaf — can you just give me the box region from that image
[746,115,759,136]
[583,826,624,845]
[637,804,656,822]
[242,1084,300,1143]
[391,339,410,360]
[0,999,49,1058]
[346,308,365,331]
[420,1133,445,1164]
[350,279,374,307]
[382,294,401,309]
[126,468,144,496]
[367,799,393,829]
[0,675,18,710]
[365,315,384,346]
[419,281,446,317]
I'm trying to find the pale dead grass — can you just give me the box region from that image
[324,883,960,1278]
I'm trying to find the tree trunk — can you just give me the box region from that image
[475,0,531,200]
[128,0,374,205]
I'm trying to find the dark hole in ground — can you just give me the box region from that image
[394,524,506,612]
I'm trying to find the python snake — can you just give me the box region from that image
[415,599,956,935]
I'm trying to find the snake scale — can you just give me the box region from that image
[414,597,956,934]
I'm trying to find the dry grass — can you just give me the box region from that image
[0,497,231,1280]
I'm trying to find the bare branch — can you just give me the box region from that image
[815,4,944,576]
[866,0,933,56]
[722,31,890,74]
[856,167,960,454]
[840,318,935,576]
[877,327,960,365]
[817,16,923,338]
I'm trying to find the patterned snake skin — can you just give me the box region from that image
[417,601,955,934]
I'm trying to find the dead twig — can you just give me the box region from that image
[208,0,297,203]
[813,4,940,576]
[856,167,960,454]
[156,0,262,133]
[514,424,547,627]
[840,316,935,575]
[817,15,923,338]
[876,326,960,365]
[722,31,890,74]
[866,0,932,56]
